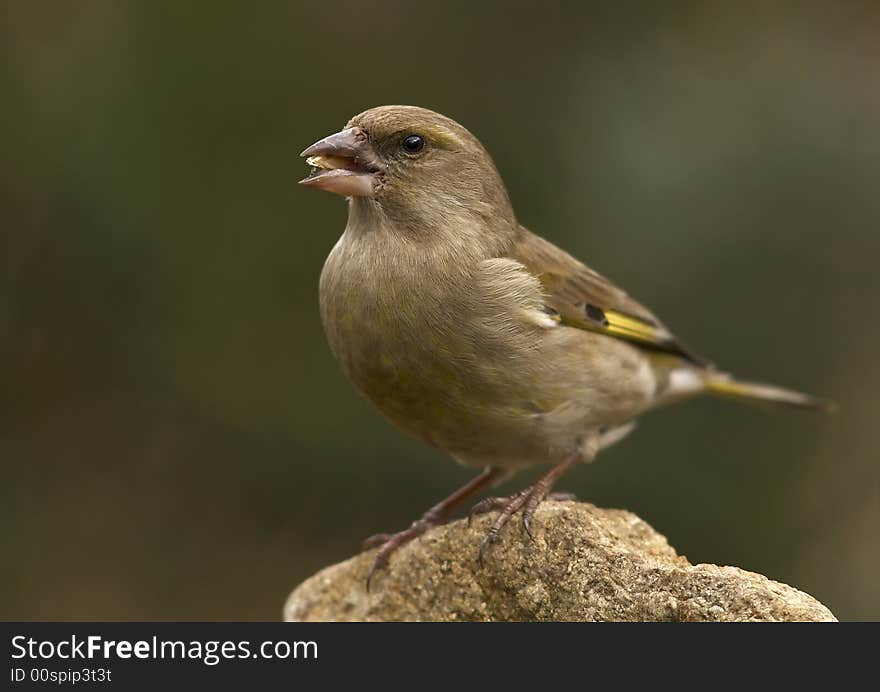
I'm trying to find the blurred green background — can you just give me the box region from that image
[2,2,878,620]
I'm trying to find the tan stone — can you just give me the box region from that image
[285,501,835,622]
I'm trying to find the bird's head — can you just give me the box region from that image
[300,105,515,231]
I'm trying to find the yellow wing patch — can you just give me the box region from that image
[556,303,708,366]
[602,308,663,341]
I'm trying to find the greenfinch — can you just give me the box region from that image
[301,105,831,584]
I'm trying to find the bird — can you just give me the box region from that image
[299,105,832,586]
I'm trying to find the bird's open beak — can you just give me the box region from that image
[299,127,380,197]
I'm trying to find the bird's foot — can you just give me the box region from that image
[359,467,505,590]
[471,487,573,564]
[470,452,584,564]
[361,532,395,550]
[363,511,445,591]
[468,491,576,528]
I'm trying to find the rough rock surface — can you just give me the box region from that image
[285,501,835,622]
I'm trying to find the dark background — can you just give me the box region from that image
[3,2,877,620]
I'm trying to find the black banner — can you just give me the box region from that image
[0,621,868,689]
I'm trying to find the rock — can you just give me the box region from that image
[284,501,836,622]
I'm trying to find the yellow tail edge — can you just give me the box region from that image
[704,374,836,412]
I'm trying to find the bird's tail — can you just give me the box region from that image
[703,373,836,412]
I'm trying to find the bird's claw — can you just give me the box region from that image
[522,512,535,541]
[478,530,500,566]
[362,532,393,550]
[471,487,537,563]
[365,551,389,591]
[468,496,511,525]
[362,518,437,591]
[364,527,416,592]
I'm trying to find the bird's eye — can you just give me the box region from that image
[401,134,425,154]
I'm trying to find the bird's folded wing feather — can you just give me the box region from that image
[508,228,710,367]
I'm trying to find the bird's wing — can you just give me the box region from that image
[508,228,711,367]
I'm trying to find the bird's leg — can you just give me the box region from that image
[364,466,504,589]
[474,452,585,563]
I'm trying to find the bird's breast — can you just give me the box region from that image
[319,230,490,437]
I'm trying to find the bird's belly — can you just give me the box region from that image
[322,302,655,467]
[324,314,516,451]
[319,238,656,467]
